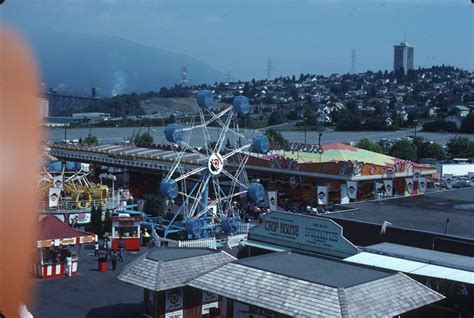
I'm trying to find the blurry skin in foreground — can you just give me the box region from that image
[0,27,41,317]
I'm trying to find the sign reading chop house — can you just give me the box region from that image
[250,211,359,258]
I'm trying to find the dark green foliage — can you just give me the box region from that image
[268,111,283,126]
[422,120,458,132]
[134,132,154,146]
[415,138,446,160]
[265,129,287,149]
[83,134,99,144]
[389,139,417,161]
[460,112,474,133]
[143,194,166,217]
[447,137,474,158]
[356,138,383,153]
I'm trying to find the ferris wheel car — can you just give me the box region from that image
[252,135,270,154]
[248,182,265,204]
[159,179,179,199]
[164,124,184,144]
[196,90,214,109]
[232,96,250,115]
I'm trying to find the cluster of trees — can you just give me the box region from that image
[446,137,474,158]
[422,112,474,133]
[134,132,154,146]
[265,129,287,149]
[142,194,176,221]
[83,134,99,144]
[86,205,112,237]
[356,137,447,161]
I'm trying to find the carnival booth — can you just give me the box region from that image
[34,216,97,279]
[110,212,143,251]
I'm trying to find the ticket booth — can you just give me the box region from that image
[111,214,143,251]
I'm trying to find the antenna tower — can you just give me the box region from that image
[180,67,188,86]
[350,49,356,74]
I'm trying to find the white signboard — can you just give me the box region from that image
[68,212,91,225]
[317,186,328,205]
[233,301,275,318]
[346,181,357,199]
[267,191,278,211]
[383,180,393,197]
[469,172,474,187]
[48,187,61,208]
[202,291,218,315]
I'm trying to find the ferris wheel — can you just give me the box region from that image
[159,90,269,238]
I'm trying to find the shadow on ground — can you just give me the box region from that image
[86,303,144,318]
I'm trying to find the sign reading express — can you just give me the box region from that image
[250,211,358,258]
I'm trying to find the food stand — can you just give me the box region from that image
[110,213,143,251]
[34,216,97,279]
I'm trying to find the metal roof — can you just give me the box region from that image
[188,255,444,317]
[344,252,474,285]
[240,239,287,252]
[117,248,235,291]
[325,188,474,240]
[365,242,474,272]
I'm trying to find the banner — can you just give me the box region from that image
[413,169,422,181]
[340,184,349,204]
[383,180,393,197]
[418,177,427,193]
[165,288,183,318]
[267,191,278,211]
[469,172,474,187]
[374,182,384,198]
[53,175,64,190]
[202,291,219,315]
[444,174,453,189]
[346,181,357,200]
[48,187,61,208]
[405,178,414,195]
[386,168,395,179]
[317,186,328,205]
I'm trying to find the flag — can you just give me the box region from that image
[53,175,63,190]
[405,178,414,195]
[346,181,357,199]
[383,180,393,197]
[386,168,395,179]
[418,177,427,193]
[317,186,328,205]
[445,174,453,189]
[48,187,61,208]
[469,172,474,187]
[267,191,278,211]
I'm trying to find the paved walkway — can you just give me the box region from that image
[30,245,147,318]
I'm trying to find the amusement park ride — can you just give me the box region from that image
[158,91,269,239]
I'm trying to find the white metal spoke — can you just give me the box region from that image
[174,166,207,182]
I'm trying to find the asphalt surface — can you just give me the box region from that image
[29,245,146,318]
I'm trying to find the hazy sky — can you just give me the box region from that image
[1,0,472,81]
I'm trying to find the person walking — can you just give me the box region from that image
[111,252,117,271]
[107,238,112,260]
[118,237,125,262]
[65,252,72,277]
[94,242,99,256]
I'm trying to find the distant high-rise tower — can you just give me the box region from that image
[393,42,414,74]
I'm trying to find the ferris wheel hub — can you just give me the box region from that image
[208,153,224,175]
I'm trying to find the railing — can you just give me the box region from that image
[178,237,217,249]
[39,192,123,212]
[235,222,253,234]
